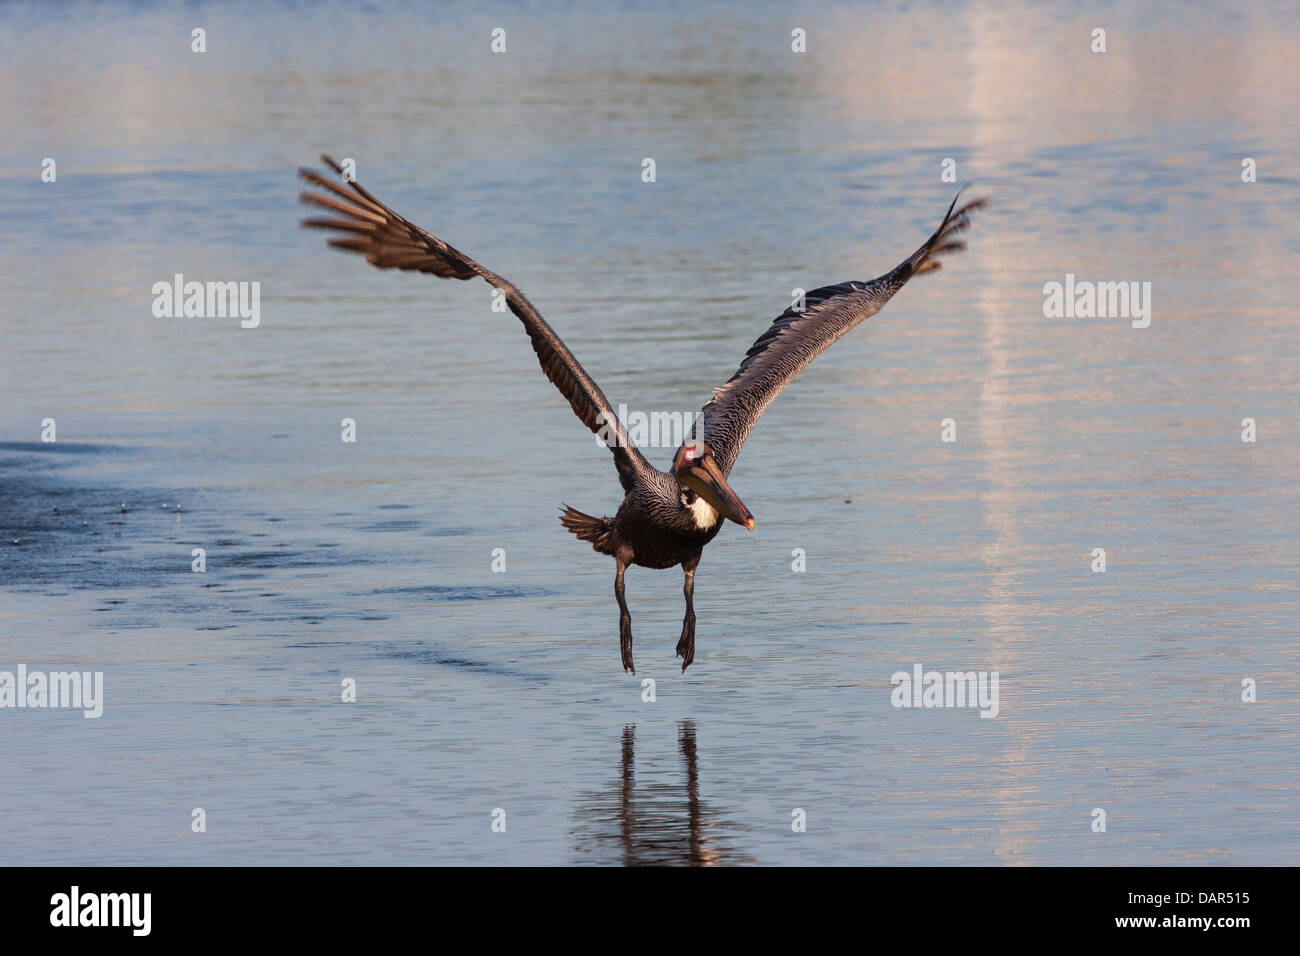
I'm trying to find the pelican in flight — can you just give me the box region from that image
[299,156,984,673]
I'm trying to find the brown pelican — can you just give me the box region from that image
[299,156,984,674]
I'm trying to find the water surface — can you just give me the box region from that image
[1,0,1297,865]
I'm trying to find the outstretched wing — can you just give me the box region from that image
[299,155,654,493]
[697,194,985,476]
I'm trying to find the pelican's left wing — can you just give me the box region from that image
[298,156,654,493]
[697,194,985,477]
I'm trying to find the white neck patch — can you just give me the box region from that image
[689,495,719,530]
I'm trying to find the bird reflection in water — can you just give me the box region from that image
[573,721,754,866]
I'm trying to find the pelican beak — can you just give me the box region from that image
[682,453,755,531]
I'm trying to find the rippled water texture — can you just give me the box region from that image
[1,0,1297,864]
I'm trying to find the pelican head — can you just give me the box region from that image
[672,440,754,531]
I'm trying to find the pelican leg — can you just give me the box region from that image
[676,553,700,672]
[615,557,634,674]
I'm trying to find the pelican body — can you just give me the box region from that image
[299,156,983,673]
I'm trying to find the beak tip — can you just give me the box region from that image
[745,518,755,531]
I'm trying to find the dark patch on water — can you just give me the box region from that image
[366,584,552,601]
[215,545,380,572]
[356,519,421,532]
[321,514,468,537]
[284,638,547,682]
[371,641,547,681]
[0,441,121,459]
[225,550,305,568]
[0,447,387,630]
[0,460,203,590]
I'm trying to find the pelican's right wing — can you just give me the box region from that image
[299,156,654,493]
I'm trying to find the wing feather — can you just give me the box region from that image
[299,155,653,492]
[698,194,986,476]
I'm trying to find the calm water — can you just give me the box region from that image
[1,0,1298,865]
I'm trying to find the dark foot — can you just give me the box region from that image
[675,615,695,672]
[620,614,635,674]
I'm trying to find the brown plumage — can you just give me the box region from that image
[300,157,652,493]
[299,156,984,673]
[697,193,985,476]
[559,506,615,555]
